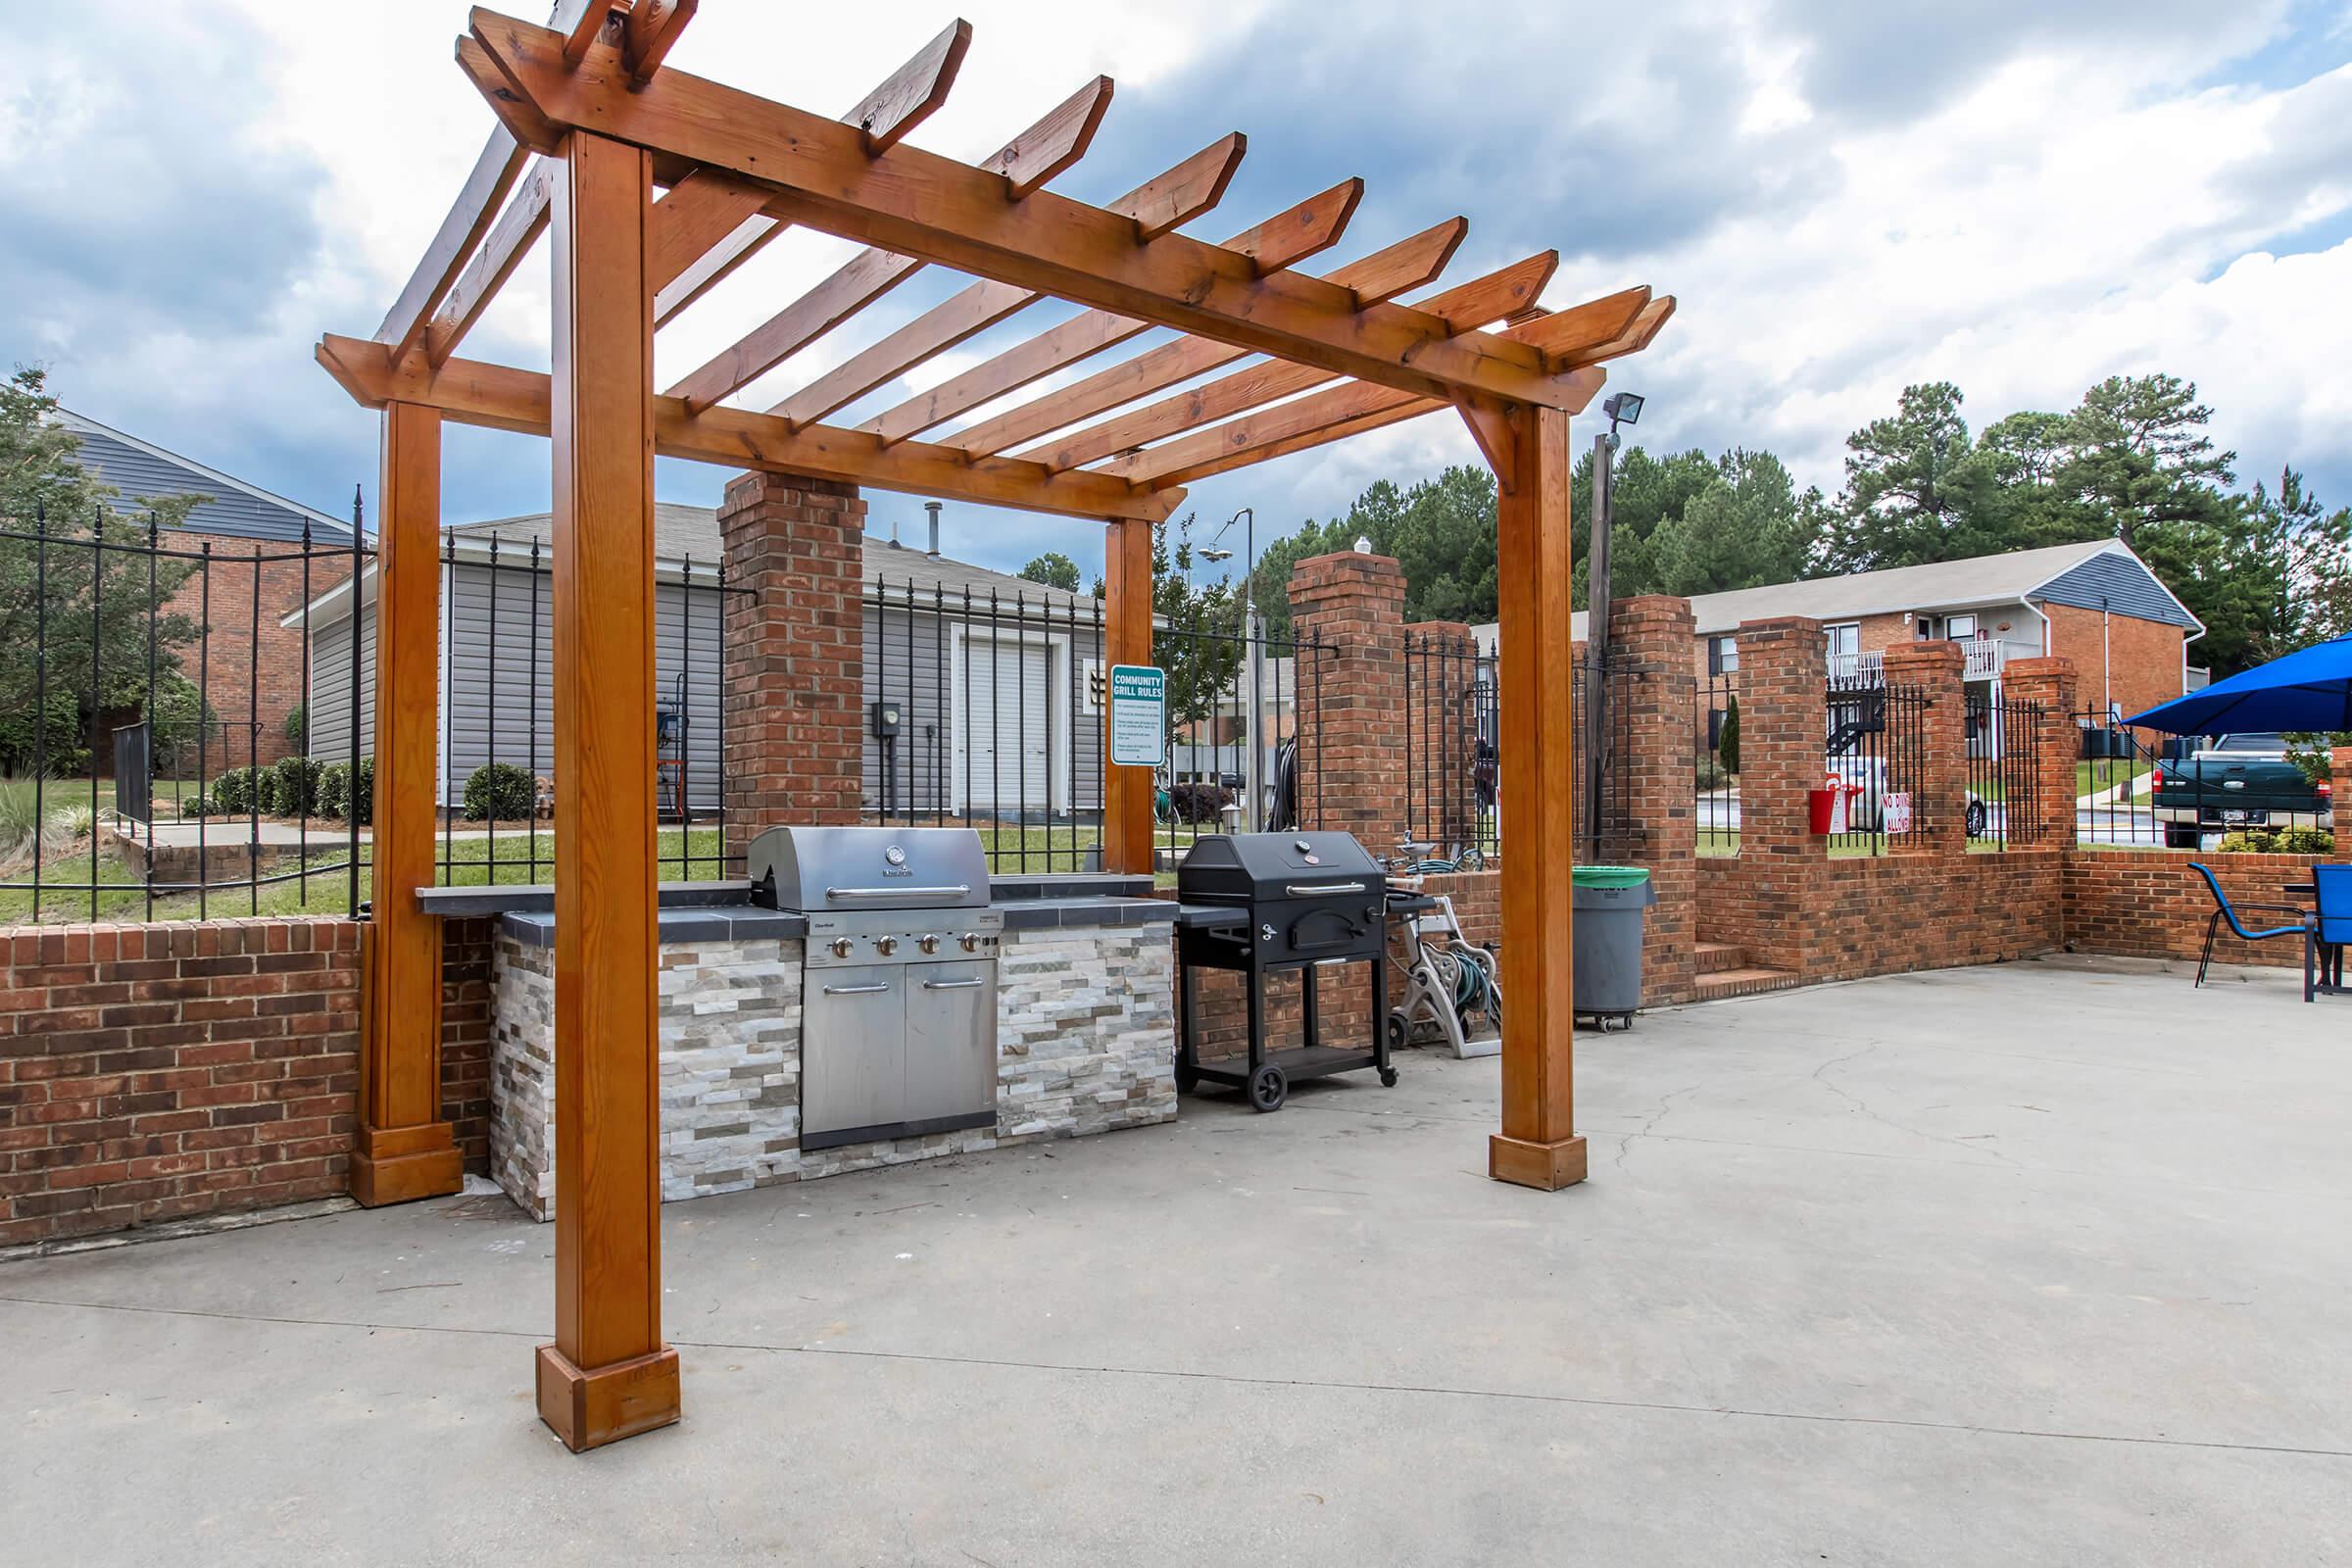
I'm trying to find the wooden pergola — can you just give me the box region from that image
[320,1,1673,1450]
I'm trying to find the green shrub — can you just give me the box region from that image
[463,761,534,822]
[270,755,324,817]
[319,758,374,825]
[283,703,307,748]
[2215,825,2333,856]
[208,764,255,816]
[0,687,87,777]
[1718,694,1741,778]
[150,673,214,774]
[1693,760,1729,792]
[181,794,215,818]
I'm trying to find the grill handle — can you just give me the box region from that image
[921,977,987,991]
[819,982,892,997]
[824,884,974,902]
[1285,881,1367,897]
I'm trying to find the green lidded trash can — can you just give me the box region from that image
[1572,865,1654,1029]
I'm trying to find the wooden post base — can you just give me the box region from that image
[1489,1133,1589,1191]
[535,1343,682,1452]
[348,1122,465,1207]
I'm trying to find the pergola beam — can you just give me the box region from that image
[1034,249,1560,472]
[858,177,1363,447]
[466,9,1592,408]
[650,20,975,326]
[1111,367,1603,489]
[766,132,1247,430]
[317,333,1182,522]
[665,72,1113,413]
[425,158,554,366]
[956,218,1464,460]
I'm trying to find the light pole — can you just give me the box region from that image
[1587,392,1642,861]
[1202,506,1260,830]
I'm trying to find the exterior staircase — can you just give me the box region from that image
[1692,941,1800,1003]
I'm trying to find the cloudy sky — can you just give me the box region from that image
[6,1,2349,581]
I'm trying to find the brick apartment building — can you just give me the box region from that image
[1475,537,2204,724]
[58,409,359,771]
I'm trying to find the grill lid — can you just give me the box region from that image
[749,825,993,911]
[1177,831,1386,902]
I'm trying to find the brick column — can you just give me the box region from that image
[1881,641,1967,855]
[2335,746,2352,860]
[716,472,868,866]
[1724,617,1828,973]
[1403,619,1478,850]
[1734,617,1828,861]
[1608,596,1698,1004]
[2002,657,2080,850]
[1290,552,1407,856]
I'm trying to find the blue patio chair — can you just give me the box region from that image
[2308,864,2351,1003]
[2186,862,2307,988]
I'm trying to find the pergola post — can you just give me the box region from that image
[350,401,464,1207]
[1484,403,1585,1190]
[1102,516,1155,876]
[535,128,679,1451]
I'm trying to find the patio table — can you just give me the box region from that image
[2284,883,2344,993]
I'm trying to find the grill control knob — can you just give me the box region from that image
[918,934,940,955]
[829,938,854,958]
[874,936,899,956]
[959,932,982,953]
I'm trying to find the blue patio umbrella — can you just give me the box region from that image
[2128,631,2352,734]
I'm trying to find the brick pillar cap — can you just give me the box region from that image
[1292,550,1404,595]
[2004,656,2078,681]
[1738,614,1824,638]
[1882,640,1966,672]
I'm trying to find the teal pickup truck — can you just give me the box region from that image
[2150,733,2334,848]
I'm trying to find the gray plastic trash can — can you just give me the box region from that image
[1572,865,1654,1029]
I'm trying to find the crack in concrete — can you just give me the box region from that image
[4,1292,2347,1464]
[1810,1045,2020,1168]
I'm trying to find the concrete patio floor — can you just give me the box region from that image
[6,955,2347,1565]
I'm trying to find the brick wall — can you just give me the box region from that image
[716,473,867,864]
[1608,597,1699,1004]
[1699,852,2064,983]
[146,526,354,771]
[2043,602,2185,721]
[0,918,361,1248]
[2062,851,2326,969]
[440,915,497,1173]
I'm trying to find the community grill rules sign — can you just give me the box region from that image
[1108,664,1166,766]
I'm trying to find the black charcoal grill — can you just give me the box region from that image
[1173,832,1395,1111]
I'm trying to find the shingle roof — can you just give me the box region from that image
[1471,537,2192,647]
[445,504,1099,612]
[55,408,355,543]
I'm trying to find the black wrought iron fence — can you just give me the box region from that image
[1697,670,1740,856]
[431,531,747,888]
[1964,687,2045,850]
[1400,630,1495,865]
[1824,675,1931,856]
[861,574,1111,874]
[0,501,372,924]
[2069,714,2332,852]
[1152,612,1327,866]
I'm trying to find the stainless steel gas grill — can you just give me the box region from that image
[748,825,1004,1152]
[1174,832,1396,1112]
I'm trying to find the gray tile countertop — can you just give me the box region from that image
[491,891,1181,948]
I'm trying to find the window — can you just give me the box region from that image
[1825,622,1860,658]
[1706,635,1738,675]
[1945,613,1978,640]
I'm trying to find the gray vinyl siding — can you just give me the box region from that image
[2034,551,2199,629]
[305,596,375,765]
[61,418,350,545]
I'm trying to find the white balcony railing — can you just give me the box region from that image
[1826,641,2008,684]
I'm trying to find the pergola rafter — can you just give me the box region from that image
[322,0,1674,1454]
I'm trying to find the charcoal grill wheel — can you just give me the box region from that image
[1248,1063,1288,1112]
[1378,1065,1398,1088]
[1174,1059,1200,1094]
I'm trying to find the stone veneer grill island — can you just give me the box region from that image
[485,891,1178,1218]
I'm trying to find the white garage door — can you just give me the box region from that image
[956,634,1054,810]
